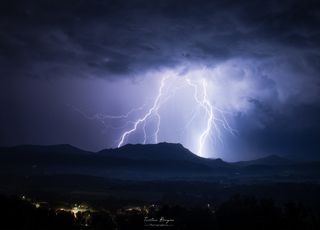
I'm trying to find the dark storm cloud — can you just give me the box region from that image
[236,103,320,159]
[1,0,320,160]
[1,0,319,78]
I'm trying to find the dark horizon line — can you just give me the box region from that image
[0,142,309,163]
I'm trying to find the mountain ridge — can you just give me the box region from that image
[0,143,304,164]
[0,143,319,181]
[232,154,294,167]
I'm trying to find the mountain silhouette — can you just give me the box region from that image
[0,143,230,177]
[0,143,319,182]
[233,154,293,167]
[99,142,199,161]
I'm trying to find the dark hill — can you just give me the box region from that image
[233,154,293,167]
[0,143,319,182]
[99,142,200,161]
[0,143,233,178]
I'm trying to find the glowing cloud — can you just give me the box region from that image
[72,62,258,158]
[109,66,236,158]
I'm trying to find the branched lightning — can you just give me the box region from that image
[70,70,236,158]
[117,76,169,147]
[187,79,213,156]
[114,75,235,157]
[186,78,236,157]
[68,103,146,130]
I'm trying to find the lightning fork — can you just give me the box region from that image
[117,76,169,147]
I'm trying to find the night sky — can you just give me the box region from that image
[1,0,320,161]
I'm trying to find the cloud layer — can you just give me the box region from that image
[1,0,320,160]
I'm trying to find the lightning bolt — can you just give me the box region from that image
[186,78,236,157]
[67,103,146,130]
[70,69,236,158]
[142,120,147,144]
[117,76,169,147]
[186,79,213,156]
[198,80,214,157]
